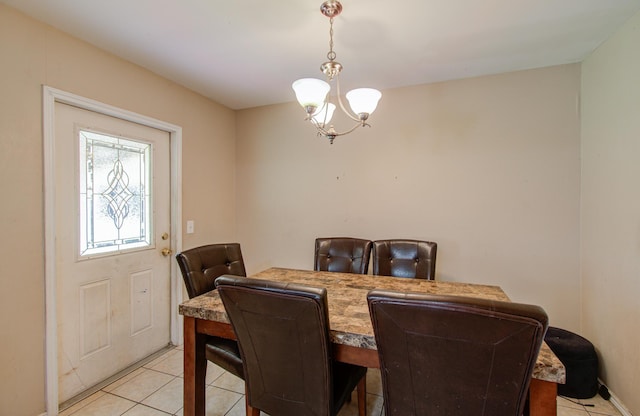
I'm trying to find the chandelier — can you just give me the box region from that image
[292,0,382,144]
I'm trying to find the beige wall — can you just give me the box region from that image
[0,5,237,415]
[581,10,640,416]
[237,65,582,330]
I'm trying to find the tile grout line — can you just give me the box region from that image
[72,346,623,416]
[59,344,175,412]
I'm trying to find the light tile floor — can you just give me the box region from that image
[59,346,622,416]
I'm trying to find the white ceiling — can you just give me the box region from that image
[4,0,640,110]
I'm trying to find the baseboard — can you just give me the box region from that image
[609,393,632,416]
[598,379,632,416]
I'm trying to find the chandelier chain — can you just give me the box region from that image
[327,17,336,61]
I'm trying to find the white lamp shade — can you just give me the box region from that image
[311,103,336,125]
[346,88,382,115]
[292,78,330,109]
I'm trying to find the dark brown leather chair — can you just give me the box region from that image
[372,239,437,279]
[314,237,373,274]
[175,243,246,379]
[216,275,367,416]
[176,243,246,298]
[367,290,548,416]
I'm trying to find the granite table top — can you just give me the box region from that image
[179,267,565,384]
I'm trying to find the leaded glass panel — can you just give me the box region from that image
[79,130,152,257]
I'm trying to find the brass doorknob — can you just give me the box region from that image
[161,248,173,257]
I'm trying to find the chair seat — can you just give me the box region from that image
[331,361,367,414]
[205,336,244,379]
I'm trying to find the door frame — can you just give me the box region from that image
[43,86,184,415]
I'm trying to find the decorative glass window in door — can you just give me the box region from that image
[79,129,152,257]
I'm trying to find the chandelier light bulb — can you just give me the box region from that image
[292,78,330,112]
[346,88,382,116]
[311,102,336,125]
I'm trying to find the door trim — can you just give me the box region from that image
[43,86,184,415]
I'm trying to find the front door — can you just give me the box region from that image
[54,102,172,402]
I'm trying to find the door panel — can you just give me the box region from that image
[55,102,171,402]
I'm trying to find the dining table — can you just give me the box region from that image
[179,267,566,416]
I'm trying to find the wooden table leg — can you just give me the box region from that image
[183,316,207,416]
[529,379,557,416]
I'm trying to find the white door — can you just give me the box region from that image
[55,102,172,402]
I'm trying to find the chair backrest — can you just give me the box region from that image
[314,237,373,274]
[372,239,437,279]
[176,243,246,298]
[215,275,336,416]
[367,290,548,416]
